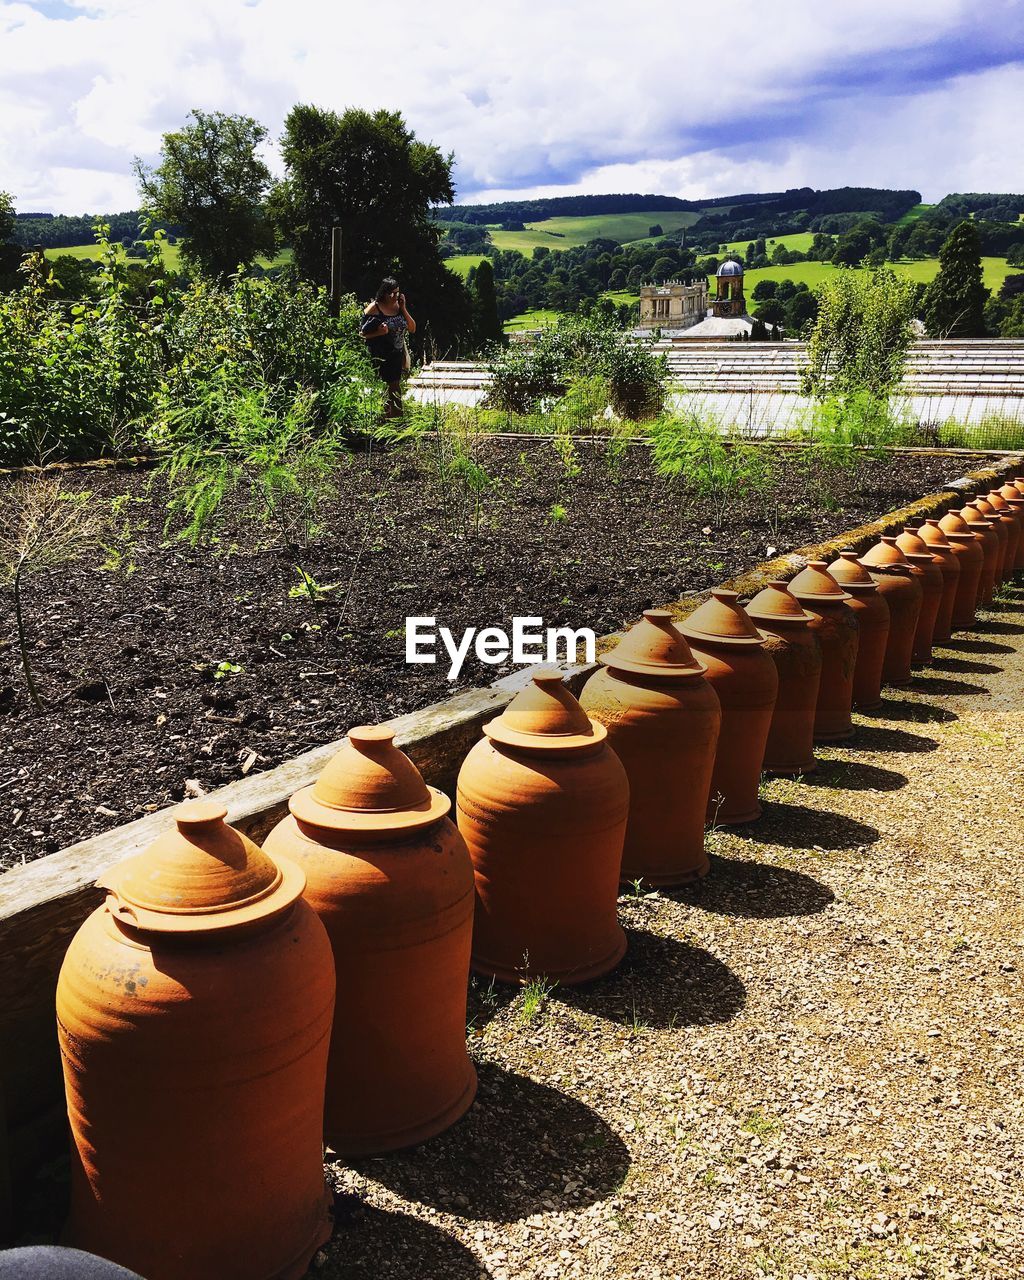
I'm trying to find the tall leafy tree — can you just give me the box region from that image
[135,111,275,281]
[923,220,988,337]
[471,259,503,347]
[0,191,15,243]
[270,105,473,355]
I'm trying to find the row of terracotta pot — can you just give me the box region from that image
[55,478,1024,1280]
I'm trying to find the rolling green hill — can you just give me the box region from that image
[43,242,292,271]
[488,209,704,254]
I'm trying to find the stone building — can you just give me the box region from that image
[638,278,708,330]
[711,259,745,317]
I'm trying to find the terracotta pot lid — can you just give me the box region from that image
[939,509,974,536]
[960,503,994,529]
[984,490,1010,511]
[788,560,851,603]
[746,580,815,625]
[827,549,878,593]
[485,668,607,753]
[896,526,932,559]
[98,801,305,935]
[678,589,765,648]
[998,483,1024,504]
[601,608,707,678]
[861,536,912,575]
[918,519,952,548]
[289,724,451,835]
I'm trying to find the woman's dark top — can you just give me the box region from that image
[362,305,408,382]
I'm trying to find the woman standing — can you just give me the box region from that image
[360,276,416,419]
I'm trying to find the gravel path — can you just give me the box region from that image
[316,585,1024,1280]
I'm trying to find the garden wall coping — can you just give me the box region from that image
[0,450,1020,1232]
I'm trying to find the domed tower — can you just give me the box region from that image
[712,259,745,317]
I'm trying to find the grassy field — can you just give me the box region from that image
[896,203,935,225]
[503,308,563,331]
[720,231,816,257]
[488,209,703,254]
[742,255,1015,294]
[445,254,487,278]
[44,242,292,271]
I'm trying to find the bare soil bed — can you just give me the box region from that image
[0,442,982,870]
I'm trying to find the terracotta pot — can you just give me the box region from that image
[894,526,944,664]
[745,581,821,776]
[980,491,1019,584]
[679,589,779,825]
[787,561,859,741]
[57,803,335,1280]
[827,549,891,711]
[264,725,476,1156]
[915,519,961,643]
[457,669,629,984]
[859,537,923,686]
[579,610,721,886]
[938,509,985,628]
[993,483,1024,576]
[968,494,1010,587]
[959,502,999,605]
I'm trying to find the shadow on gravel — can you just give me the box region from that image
[928,655,1002,676]
[352,1061,630,1222]
[675,853,835,919]
[942,636,1015,656]
[843,725,939,754]
[866,698,957,725]
[974,619,1024,636]
[553,926,746,1030]
[803,758,908,791]
[910,674,990,697]
[321,1199,491,1278]
[740,801,880,850]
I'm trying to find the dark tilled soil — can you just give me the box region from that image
[0,441,983,870]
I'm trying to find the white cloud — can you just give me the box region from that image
[0,0,1021,212]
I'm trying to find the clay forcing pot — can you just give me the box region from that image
[978,492,1019,584]
[787,561,859,742]
[859,537,923,687]
[457,669,629,984]
[915,519,961,643]
[57,803,335,1280]
[894,526,944,664]
[263,725,476,1156]
[827,549,891,712]
[959,502,999,605]
[938,508,985,628]
[579,610,721,886]
[679,590,779,825]
[996,482,1024,571]
[988,488,1024,575]
[745,580,821,775]
[968,494,1010,587]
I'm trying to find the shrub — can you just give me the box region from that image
[0,231,162,465]
[486,312,666,421]
[650,413,773,524]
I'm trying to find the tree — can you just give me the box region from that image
[270,105,472,355]
[648,224,663,238]
[922,220,988,338]
[471,258,503,348]
[803,267,918,400]
[135,111,275,281]
[0,191,14,244]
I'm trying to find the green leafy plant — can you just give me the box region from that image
[650,413,773,525]
[518,974,558,1024]
[213,660,244,680]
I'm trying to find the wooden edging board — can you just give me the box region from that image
[1,451,1020,1233]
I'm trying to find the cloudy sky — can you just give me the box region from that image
[2,0,1023,214]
